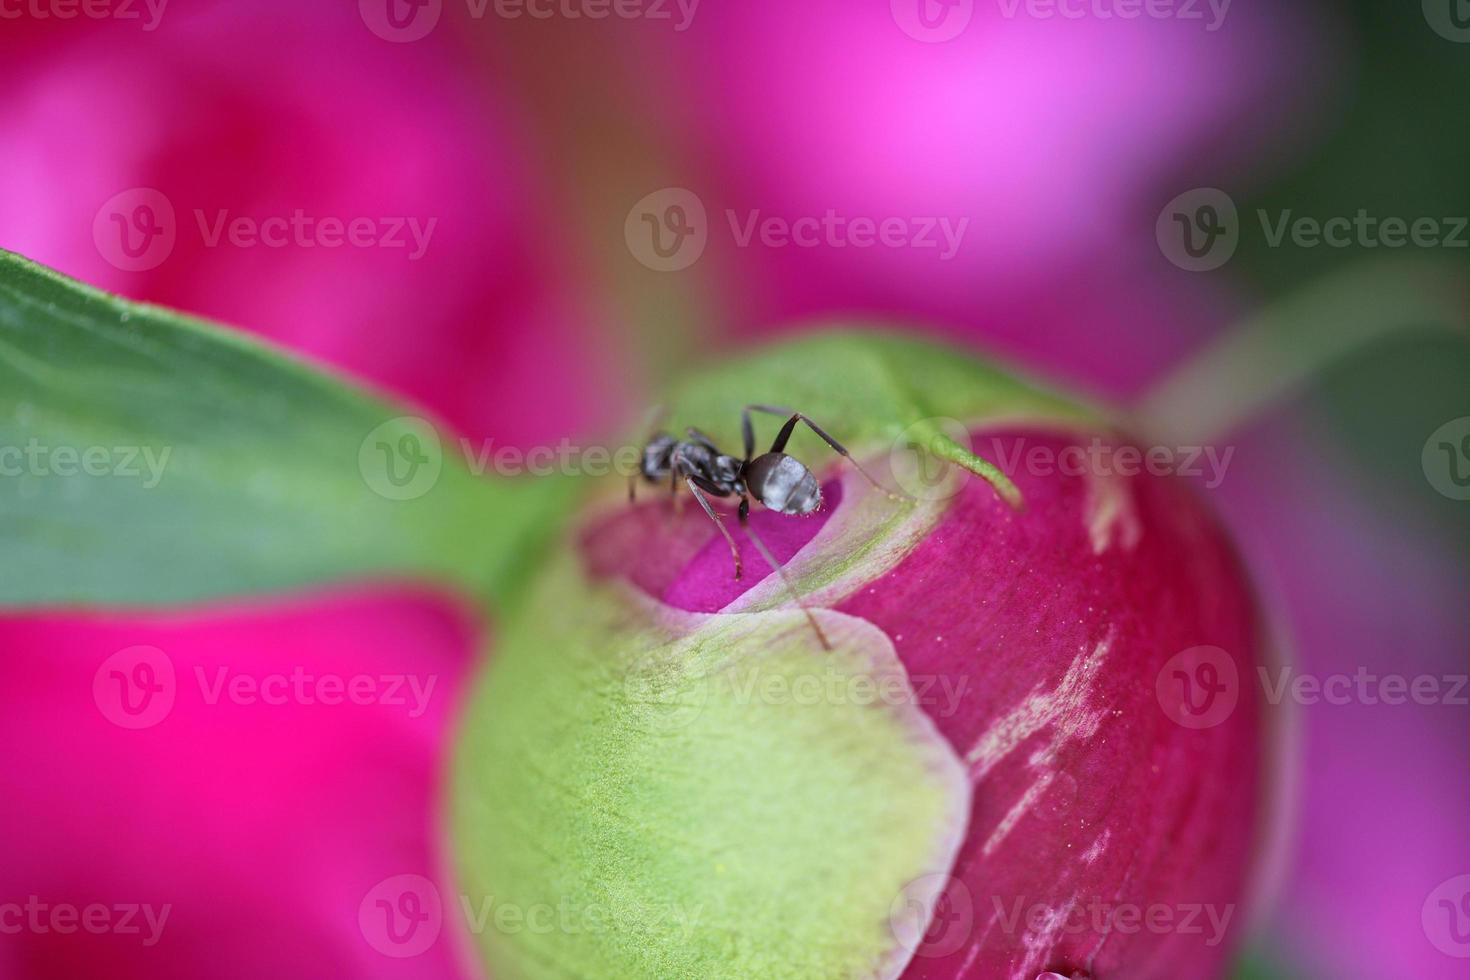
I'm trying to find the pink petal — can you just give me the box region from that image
[0,587,482,980]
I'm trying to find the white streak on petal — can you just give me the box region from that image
[1084,470,1141,555]
[1082,828,1111,865]
[967,633,1115,871]
[965,632,1114,776]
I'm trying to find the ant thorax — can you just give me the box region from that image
[640,434,677,480]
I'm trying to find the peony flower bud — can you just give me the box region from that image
[452,332,1271,980]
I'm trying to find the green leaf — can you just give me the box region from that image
[0,249,569,609]
[452,550,971,979]
[1229,946,1305,980]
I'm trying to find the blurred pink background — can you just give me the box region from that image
[1,2,1466,978]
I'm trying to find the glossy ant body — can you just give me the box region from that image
[631,404,890,580]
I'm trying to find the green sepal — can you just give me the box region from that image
[453,551,971,979]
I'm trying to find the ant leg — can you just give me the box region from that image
[685,478,742,580]
[746,405,898,498]
[735,491,832,650]
[627,402,667,507]
[686,427,719,452]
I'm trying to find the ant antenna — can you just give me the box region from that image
[845,455,906,503]
[740,519,832,651]
[745,404,908,502]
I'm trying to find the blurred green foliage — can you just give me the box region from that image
[1237,0,1470,555]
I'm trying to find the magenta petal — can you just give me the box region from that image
[0,588,481,980]
[581,480,842,613]
[843,431,1262,979]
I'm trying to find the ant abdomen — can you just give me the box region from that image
[746,452,822,515]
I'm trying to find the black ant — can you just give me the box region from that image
[630,404,893,581]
